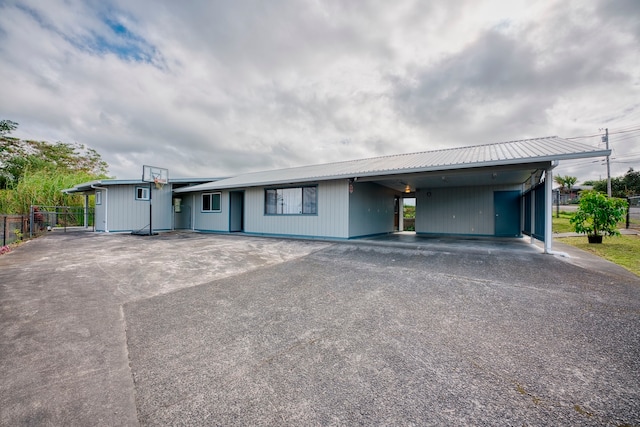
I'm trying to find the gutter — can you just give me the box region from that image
[91,185,109,232]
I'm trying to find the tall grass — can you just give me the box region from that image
[0,168,98,214]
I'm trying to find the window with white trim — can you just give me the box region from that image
[135,186,150,201]
[95,191,102,205]
[265,186,317,215]
[202,192,221,212]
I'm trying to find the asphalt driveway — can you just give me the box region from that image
[1,231,639,426]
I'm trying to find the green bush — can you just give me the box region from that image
[570,191,627,238]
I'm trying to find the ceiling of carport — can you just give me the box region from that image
[365,162,550,193]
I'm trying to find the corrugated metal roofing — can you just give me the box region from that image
[174,136,610,192]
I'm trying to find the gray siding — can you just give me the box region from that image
[95,190,106,232]
[415,184,521,236]
[101,184,172,232]
[193,191,229,232]
[348,182,397,238]
[243,180,349,238]
[173,194,193,230]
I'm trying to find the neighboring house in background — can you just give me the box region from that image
[63,178,222,233]
[63,136,609,253]
[554,185,594,204]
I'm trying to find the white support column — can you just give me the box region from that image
[544,167,554,253]
[84,194,89,228]
[530,174,535,245]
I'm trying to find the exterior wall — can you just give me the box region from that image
[94,190,107,232]
[173,194,193,230]
[415,184,521,236]
[348,182,398,238]
[243,180,350,238]
[99,184,172,232]
[193,190,230,232]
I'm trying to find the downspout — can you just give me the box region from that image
[91,185,109,232]
[544,161,559,254]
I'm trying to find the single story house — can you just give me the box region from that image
[173,136,609,253]
[64,136,609,253]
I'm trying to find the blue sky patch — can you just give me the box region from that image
[92,16,157,63]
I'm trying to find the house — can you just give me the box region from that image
[172,136,609,253]
[63,137,608,253]
[63,178,222,233]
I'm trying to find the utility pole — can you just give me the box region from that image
[602,128,611,197]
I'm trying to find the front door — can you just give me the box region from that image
[494,191,521,237]
[229,191,244,232]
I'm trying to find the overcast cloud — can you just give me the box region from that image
[1,0,638,182]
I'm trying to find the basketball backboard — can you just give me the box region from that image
[142,165,169,184]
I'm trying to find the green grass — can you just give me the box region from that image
[553,210,640,276]
[552,211,640,233]
[556,235,640,277]
[552,211,575,233]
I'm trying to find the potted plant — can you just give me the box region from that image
[570,190,627,243]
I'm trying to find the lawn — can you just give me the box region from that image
[556,235,640,276]
[553,211,640,277]
[552,211,575,233]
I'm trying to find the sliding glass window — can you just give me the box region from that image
[265,186,317,215]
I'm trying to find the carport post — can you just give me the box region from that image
[544,166,554,253]
[84,194,89,228]
[530,174,535,245]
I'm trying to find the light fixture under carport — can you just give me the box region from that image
[404,184,411,193]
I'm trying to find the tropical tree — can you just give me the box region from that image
[554,175,567,193]
[0,120,110,213]
[564,175,578,199]
[554,175,578,202]
[0,119,18,136]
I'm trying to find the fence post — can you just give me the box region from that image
[627,198,631,229]
[3,216,6,246]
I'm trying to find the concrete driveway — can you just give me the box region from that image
[1,231,639,426]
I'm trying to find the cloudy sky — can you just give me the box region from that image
[1,0,639,183]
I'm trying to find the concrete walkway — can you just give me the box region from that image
[1,231,639,425]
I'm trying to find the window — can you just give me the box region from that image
[135,186,150,201]
[95,191,102,205]
[202,192,221,212]
[265,186,317,215]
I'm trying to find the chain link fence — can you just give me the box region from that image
[1,206,94,246]
[1,215,29,246]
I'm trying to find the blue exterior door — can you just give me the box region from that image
[229,191,244,232]
[494,191,521,237]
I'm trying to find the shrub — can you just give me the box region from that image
[570,191,627,239]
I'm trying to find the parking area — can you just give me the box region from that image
[1,231,639,426]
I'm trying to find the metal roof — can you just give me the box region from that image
[63,178,225,194]
[175,136,610,192]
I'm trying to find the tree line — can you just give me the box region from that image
[555,169,639,200]
[0,119,110,214]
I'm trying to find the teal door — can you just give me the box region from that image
[494,191,521,237]
[229,191,244,232]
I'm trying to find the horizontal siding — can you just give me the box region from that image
[416,184,521,235]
